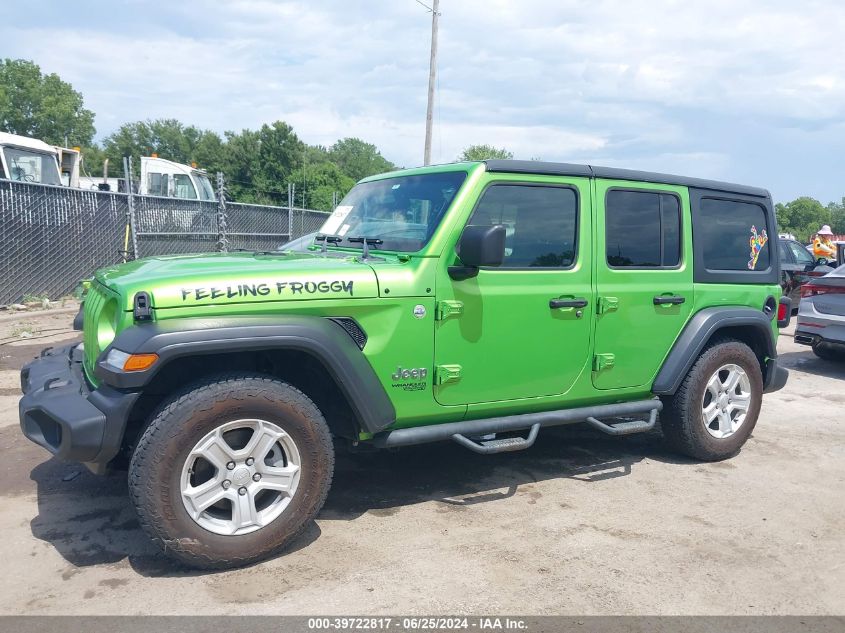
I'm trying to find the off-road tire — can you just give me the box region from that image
[812,342,845,362]
[128,374,334,569]
[661,339,763,461]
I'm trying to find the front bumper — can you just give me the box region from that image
[19,344,139,472]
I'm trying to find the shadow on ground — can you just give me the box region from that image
[777,349,845,380]
[27,455,320,578]
[25,422,688,577]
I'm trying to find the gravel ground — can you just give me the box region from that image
[0,310,842,615]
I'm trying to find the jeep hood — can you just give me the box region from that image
[94,252,378,310]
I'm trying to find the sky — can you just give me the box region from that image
[2,0,844,203]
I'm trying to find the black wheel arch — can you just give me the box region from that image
[652,306,778,396]
[95,315,396,437]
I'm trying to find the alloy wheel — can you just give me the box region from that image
[701,364,752,439]
[180,419,301,536]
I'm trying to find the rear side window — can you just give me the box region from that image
[788,240,815,266]
[699,199,771,271]
[605,190,681,268]
[467,184,578,268]
[148,173,168,196]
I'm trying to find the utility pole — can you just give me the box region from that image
[423,0,440,166]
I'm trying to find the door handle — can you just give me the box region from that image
[550,298,588,309]
[653,295,685,305]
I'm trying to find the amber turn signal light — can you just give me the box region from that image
[122,353,158,371]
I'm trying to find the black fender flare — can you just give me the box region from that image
[652,307,777,396]
[94,315,396,433]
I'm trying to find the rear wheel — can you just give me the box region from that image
[661,340,763,461]
[812,341,845,361]
[129,374,334,569]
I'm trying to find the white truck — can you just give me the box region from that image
[139,155,215,200]
[80,156,215,200]
[1,132,214,201]
[0,131,80,187]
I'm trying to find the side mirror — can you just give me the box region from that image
[449,225,506,281]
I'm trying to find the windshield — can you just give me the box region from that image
[194,172,215,200]
[173,173,197,199]
[2,146,61,185]
[317,171,467,252]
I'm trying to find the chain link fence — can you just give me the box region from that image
[0,176,330,305]
[0,180,129,305]
[132,197,328,256]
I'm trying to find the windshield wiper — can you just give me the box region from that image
[347,236,384,260]
[314,234,343,253]
[231,248,279,256]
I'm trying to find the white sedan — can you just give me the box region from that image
[794,264,845,360]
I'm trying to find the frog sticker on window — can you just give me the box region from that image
[748,225,768,270]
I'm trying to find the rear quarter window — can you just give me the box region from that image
[689,188,777,285]
[699,199,770,271]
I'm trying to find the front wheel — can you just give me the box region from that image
[661,340,763,461]
[129,374,334,569]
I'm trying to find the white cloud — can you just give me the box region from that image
[1,0,844,200]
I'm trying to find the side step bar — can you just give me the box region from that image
[453,423,541,454]
[585,408,658,436]
[373,399,662,454]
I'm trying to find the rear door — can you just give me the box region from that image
[592,181,693,389]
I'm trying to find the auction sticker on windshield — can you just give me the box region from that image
[321,205,353,234]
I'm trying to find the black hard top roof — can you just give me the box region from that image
[483,160,770,198]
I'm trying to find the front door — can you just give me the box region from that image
[434,176,593,406]
[593,181,693,390]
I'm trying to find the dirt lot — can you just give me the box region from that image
[0,309,842,615]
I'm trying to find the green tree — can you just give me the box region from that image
[291,161,355,211]
[457,144,513,161]
[328,137,395,182]
[256,121,305,192]
[100,119,224,176]
[222,128,264,202]
[88,115,393,207]
[0,59,95,146]
[192,131,226,176]
[775,197,831,242]
[79,144,109,180]
[827,198,845,235]
[222,122,305,204]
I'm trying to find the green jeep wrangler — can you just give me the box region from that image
[20,160,790,568]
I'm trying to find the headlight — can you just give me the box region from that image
[104,349,158,372]
[104,349,130,370]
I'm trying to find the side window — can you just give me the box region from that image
[778,241,794,264]
[148,173,168,196]
[699,198,771,271]
[466,184,578,268]
[788,241,815,265]
[606,190,681,268]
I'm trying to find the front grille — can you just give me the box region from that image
[82,283,110,377]
[328,317,367,349]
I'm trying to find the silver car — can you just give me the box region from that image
[794,264,845,361]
